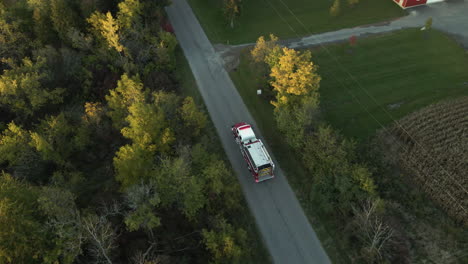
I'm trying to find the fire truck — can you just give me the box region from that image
[231,122,275,182]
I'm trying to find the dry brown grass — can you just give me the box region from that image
[388,97,468,225]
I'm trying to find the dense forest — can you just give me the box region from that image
[0,0,262,263]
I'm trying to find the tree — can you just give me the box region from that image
[124,183,160,234]
[0,173,59,264]
[114,143,154,189]
[117,0,142,30]
[29,112,90,167]
[0,8,32,61]
[178,97,207,139]
[82,212,118,264]
[154,153,205,219]
[269,47,321,107]
[330,0,341,17]
[38,186,83,264]
[50,0,78,41]
[202,216,248,263]
[0,57,65,117]
[251,34,280,64]
[0,122,31,168]
[351,199,394,263]
[223,0,242,28]
[302,125,377,215]
[106,74,147,129]
[155,30,178,71]
[88,11,124,52]
[268,47,321,147]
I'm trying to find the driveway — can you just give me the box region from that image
[285,0,468,49]
[166,0,330,263]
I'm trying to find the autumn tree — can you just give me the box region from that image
[88,11,124,52]
[224,0,242,28]
[251,34,282,69]
[178,97,207,139]
[0,57,65,117]
[202,216,248,263]
[268,47,321,148]
[330,0,341,17]
[106,74,147,129]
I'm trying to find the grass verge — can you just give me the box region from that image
[175,47,272,264]
[188,0,405,44]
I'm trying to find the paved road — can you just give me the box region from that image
[166,0,330,263]
[286,0,468,49]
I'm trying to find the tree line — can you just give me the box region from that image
[251,34,403,263]
[0,0,260,263]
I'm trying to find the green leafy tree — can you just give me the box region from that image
[0,173,58,264]
[155,30,178,71]
[50,0,78,41]
[29,112,90,167]
[117,0,142,30]
[202,216,248,264]
[0,122,31,167]
[0,7,32,61]
[27,0,56,43]
[106,74,147,129]
[154,153,205,219]
[302,125,377,215]
[178,97,207,138]
[330,0,341,17]
[0,57,65,117]
[114,143,154,189]
[124,183,160,233]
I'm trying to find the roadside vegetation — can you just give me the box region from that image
[0,0,269,263]
[188,0,405,44]
[230,30,468,263]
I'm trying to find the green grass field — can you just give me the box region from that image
[188,0,405,44]
[315,29,468,139]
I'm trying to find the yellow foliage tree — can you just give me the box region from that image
[250,34,280,64]
[269,47,321,106]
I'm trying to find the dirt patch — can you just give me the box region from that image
[214,43,252,72]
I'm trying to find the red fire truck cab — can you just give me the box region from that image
[231,122,275,182]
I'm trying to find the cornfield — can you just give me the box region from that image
[390,97,468,225]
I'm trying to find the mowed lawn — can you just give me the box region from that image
[188,0,405,44]
[231,29,468,141]
[315,29,468,139]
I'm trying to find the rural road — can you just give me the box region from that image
[166,0,330,263]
